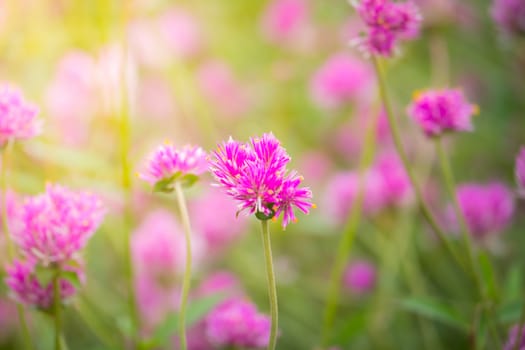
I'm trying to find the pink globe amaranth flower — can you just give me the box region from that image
[158,8,203,60]
[491,0,525,36]
[0,85,41,146]
[209,133,314,228]
[344,260,377,294]
[447,182,515,239]
[205,298,271,348]
[373,152,414,208]
[195,271,243,299]
[309,53,374,110]
[189,187,248,252]
[260,0,309,43]
[298,151,333,184]
[516,147,525,196]
[15,184,105,265]
[407,88,478,137]
[6,259,84,309]
[504,324,525,350]
[139,143,208,189]
[197,61,250,119]
[137,76,177,121]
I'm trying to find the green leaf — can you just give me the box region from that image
[504,265,522,302]
[34,265,55,287]
[153,172,181,193]
[498,300,523,324]
[478,252,498,301]
[399,297,469,331]
[180,174,199,188]
[60,270,82,289]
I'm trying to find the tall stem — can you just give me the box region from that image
[53,270,63,350]
[320,104,379,346]
[260,220,278,350]
[174,182,193,350]
[371,55,467,273]
[435,138,483,296]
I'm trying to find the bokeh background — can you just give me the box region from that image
[0,0,524,349]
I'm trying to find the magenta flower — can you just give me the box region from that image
[0,85,41,146]
[407,88,478,137]
[344,260,377,294]
[6,259,84,309]
[447,182,515,239]
[261,0,310,44]
[309,53,374,110]
[209,133,313,228]
[491,0,525,36]
[205,298,271,348]
[352,0,422,56]
[504,324,525,350]
[14,184,105,265]
[139,143,208,191]
[516,147,525,196]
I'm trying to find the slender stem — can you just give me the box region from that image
[320,103,379,346]
[260,220,278,350]
[53,269,63,350]
[435,138,483,296]
[371,55,467,273]
[174,182,193,350]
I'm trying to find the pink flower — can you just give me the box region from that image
[447,182,515,239]
[491,0,525,36]
[190,188,248,252]
[344,260,377,294]
[309,53,374,110]
[6,259,84,309]
[205,298,271,348]
[209,133,313,228]
[373,153,413,207]
[158,8,203,60]
[15,184,105,265]
[516,147,525,196]
[0,85,41,146]
[504,324,525,350]
[197,61,250,119]
[139,144,208,188]
[261,0,309,43]
[407,88,478,137]
[136,76,177,121]
[297,151,333,184]
[195,271,243,299]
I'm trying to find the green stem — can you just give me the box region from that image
[435,138,483,296]
[260,220,278,350]
[371,55,467,273]
[53,270,63,350]
[320,104,379,347]
[174,182,193,350]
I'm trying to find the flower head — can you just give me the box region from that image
[0,85,41,146]
[209,133,313,228]
[15,184,105,265]
[407,88,478,137]
[491,0,525,36]
[344,260,377,294]
[6,259,84,309]
[261,0,310,44]
[205,298,271,348]
[139,143,208,191]
[504,324,525,350]
[516,147,525,197]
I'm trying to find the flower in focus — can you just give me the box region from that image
[447,182,515,240]
[205,298,271,348]
[515,147,525,196]
[6,259,84,309]
[209,133,313,228]
[15,184,105,265]
[139,143,208,192]
[309,53,374,110]
[407,88,478,137]
[504,324,525,350]
[491,0,525,36]
[344,260,377,294]
[352,0,422,56]
[0,85,41,146]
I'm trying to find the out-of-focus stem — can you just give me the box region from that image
[260,220,278,350]
[371,55,467,273]
[320,102,379,347]
[174,182,193,350]
[53,270,63,350]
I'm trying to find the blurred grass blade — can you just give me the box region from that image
[478,252,499,301]
[400,297,469,331]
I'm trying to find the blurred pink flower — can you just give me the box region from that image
[195,271,243,299]
[298,151,333,184]
[0,85,41,146]
[205,298,271,348]
[197,61,250,119]
[344,260,377,294]
[447,182,515,239]
[136,76,176,120]
[128,19,171,68]
[516,147,525,196]
[158,8,203,60]
[261,0,310,43]
[504,324,525,350]
[491,0,525,36]
[310,53,374,110]
[407,88,478,137]
[373,152,414,208]
[15,184,105,265]
[190,187,248,253]
[139,144,207,187]
[6,258,84,309]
